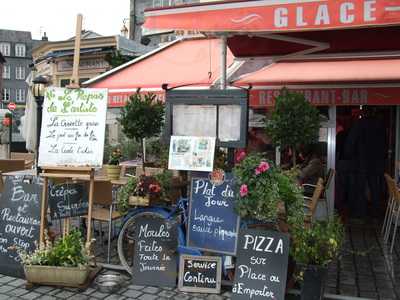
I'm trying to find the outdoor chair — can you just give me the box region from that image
[302,169,334,218]
[0,159,25,173]
[383,175,400,252]
[82,180,122,263]
[11,152,35,169]
[303,177,325,226]
[382,173,395,238]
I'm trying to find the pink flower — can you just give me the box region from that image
[255,161,270,175]
[236,150,246,163]
[239,184,248,197]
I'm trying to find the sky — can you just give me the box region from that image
[0,0,130,41]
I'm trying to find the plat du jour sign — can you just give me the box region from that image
[38,87,108,167]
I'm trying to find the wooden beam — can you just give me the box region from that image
[69,14,83,88]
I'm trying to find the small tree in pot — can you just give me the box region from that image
[118,93,164,172]
[265,89,320,167]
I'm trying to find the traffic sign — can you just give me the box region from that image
[7,103,16,111]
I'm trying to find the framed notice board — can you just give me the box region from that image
[165,89,248,148]
[178,255,222,294]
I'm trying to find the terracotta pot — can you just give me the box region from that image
[24,265,90,286]
[105,164,121,180]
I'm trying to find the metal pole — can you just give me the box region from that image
[36,96,44,174]
[8,114,12,159]
[220,35,227,90]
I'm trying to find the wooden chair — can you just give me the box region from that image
[383,175,400,252]
[303,178,325,226]
[382,173,395,237]
[0,159,25,173]
[11,152,35,169]
[82,180,122,263]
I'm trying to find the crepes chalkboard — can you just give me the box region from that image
[132,215,178,287]
[188,172,240,255]
[232,229,290,300]
[0,177,42,278]
[49,183,88,220]
[178,255,221,294]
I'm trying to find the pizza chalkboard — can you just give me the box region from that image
[0,177,42,278]
[232,229,290,300]
[132,215,178,287]
[178,255,221,294]
[188,172,240,255]
[49,183,88,220]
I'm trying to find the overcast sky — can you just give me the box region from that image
[0,0,130,41]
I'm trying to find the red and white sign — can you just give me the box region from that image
[7,102,16,111]
[145,0,400,32]
[107,91,165,107]
[250,87,400,107]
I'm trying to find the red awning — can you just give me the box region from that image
[85,38,235,106]
[234,59,400,85]
[144,0,400,33]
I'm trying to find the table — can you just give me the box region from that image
[2,169,36,177]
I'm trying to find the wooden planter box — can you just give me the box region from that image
[24,265,90,286]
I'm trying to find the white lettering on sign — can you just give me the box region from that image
[274,8,288,28]
[364,0,377,21]
[243,234,284,254]
[315,4,330,25]
[296,7,307,26]
[340,3,355,24]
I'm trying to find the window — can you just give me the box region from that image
[60,79,70,87]
[2,88,10,102]
[15,66,25,80]
[15,89,25,103]
[0,43,10,56]
[15,43,26,57]
[2,65,10,79]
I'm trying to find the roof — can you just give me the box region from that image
[234,58,400,85]
[0,29,32,42]
[85,37,235,89]
[68,30,102,40]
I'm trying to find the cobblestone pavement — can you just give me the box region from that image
[0,221,398,299]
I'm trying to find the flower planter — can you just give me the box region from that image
[300,265,327,300]
[24,265,90,286]
[129,195,149,206]
[105,164,121,180]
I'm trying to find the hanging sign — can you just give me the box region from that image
[48,183,88,220]
[187,172,240,255]
[232,229,290,300]
[0,177,41,278]
[132,215,178,287]
[168,136,216,172]
[38,87,107,167]
[178,255,222,294]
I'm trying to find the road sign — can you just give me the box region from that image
[7,102,16,111]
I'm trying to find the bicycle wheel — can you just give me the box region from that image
[117,211,166,275]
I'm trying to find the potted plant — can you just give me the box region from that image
[105,147,122,180]
[17,230,92,286]
[291,216,344,300]
[265,88,320,167]
[118,93,164,173]
[234,153,304,229]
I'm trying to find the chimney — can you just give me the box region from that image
[41,32,48,41]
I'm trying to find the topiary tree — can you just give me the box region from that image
[265,88,320,167]
[118,93,164,170]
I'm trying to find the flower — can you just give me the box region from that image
[255,161,270,175]
[236,150,246,163]
[149,183,161,194]
[239,184,248,197]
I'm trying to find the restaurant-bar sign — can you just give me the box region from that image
[38,87,107,167]
[144,0,400,32]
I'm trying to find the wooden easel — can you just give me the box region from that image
[39,166,95,249]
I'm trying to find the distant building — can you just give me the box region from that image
[0,29,44,144]
[32,30,153,88]
[0,53,5,103]
[129,0,200,46]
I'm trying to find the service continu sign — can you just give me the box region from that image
[38,87,107,167]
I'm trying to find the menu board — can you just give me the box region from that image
[132,215,178,287]
[178,255,221,294]
[38,87,107,167]
[48,183,88,220]
[187,172,240,255]
[0,178,41,278]
[232,229,290,300]
[168,136,216,172]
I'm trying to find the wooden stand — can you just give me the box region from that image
[39,166,95,249]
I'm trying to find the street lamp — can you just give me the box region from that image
[32,75,48,173]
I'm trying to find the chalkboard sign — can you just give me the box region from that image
[178,255,222,294]
[232,229,290,300]
[49,183,88,220]
[0,177,42,278]
[188,172,240,255]
[132,215,178,287]
[38,87,108,167]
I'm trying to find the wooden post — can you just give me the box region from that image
[69,14,83,88]
[39,176,48,245]
[86,168,95,249]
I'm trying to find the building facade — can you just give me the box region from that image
[0,53,4,102]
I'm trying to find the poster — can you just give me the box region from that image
[218,105,241,142]
[38,87,108,167]
[172,105,217,137]
[168,136,215,172]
